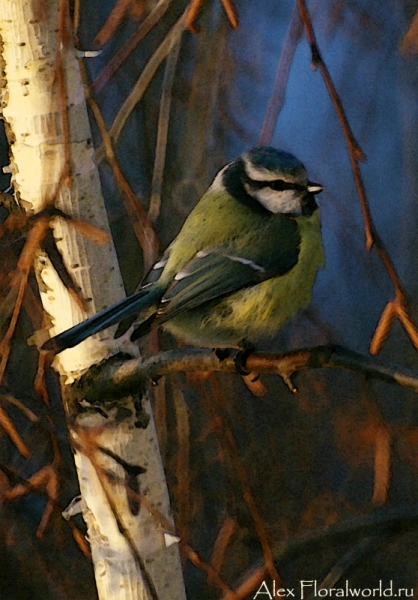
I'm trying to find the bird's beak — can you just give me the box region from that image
[307,182,323,194]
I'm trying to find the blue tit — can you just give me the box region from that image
[43,147,324,354]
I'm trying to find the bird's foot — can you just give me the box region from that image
[234,346,254,376]
[213,346,253,373]
[213,345,267,396]
[150,374,162,386]
[236,343,268,397]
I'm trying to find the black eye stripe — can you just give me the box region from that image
[251,179,306,192]
[222,158,315,216]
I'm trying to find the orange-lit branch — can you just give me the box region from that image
[297,0,418,354]
[84,82,160,271]
[186,0,239,33]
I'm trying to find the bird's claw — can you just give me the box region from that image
[234,347,253,376]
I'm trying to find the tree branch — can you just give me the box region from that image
[70,344,418,404]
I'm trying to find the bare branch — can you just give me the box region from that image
[148,39,182,222]
[186,0,239,33]
[401,8,418,54]
[93,0,145,48]
[69,344,418,404]
[91,0,174,93]
[96,10,187,156]
[296,0,418,353]
[309,535,388,598]
[229,506,418,600]
[85,78,160,271]
[258,1,303,146]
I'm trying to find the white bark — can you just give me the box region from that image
[0,1,186,598]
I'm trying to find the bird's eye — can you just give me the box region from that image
[269,180,286,191]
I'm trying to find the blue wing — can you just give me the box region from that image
[131,237,300,340]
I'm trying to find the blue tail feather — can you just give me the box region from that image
[42,286,159,353]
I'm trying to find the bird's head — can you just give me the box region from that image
[215,146,323,216]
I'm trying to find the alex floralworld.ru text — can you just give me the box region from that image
[252,580,414,599]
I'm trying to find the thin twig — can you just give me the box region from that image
[372,426,391,506]
[148,38,182,222]
[210,516,238,578]
[182,544,240,597]
[93,0,139,48]
[0,406,31,457]
[305,534,389,600]
[258,1,303,146]
[400,8,418,54]
[234,506,418,598]
[219,0,239,29]
[186,0,239,32]
[172,382,191,542]
[369,301,397,355]
[0,218,49,382]
[73,0,81,37]
[297,0,418,353]
[209,376,281,586]
[221,566,267,600]
[0,460,91,557]
[95,9,187,160]
[91,0,173,93]
[135,484,239,597]
[84,70,160,271]
[186,0,205,33]
[0,394,40,423]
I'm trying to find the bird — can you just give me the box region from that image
[43,147,324,355]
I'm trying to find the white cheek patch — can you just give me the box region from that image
[244,183,302,214]
[210,165,229,192]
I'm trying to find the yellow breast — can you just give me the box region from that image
[206,210,324,341]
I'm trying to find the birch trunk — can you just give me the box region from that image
[0,1,186,599]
